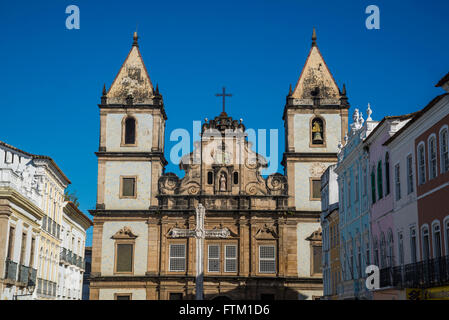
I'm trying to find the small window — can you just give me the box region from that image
[208,245,220,273]
[313,245,322,275]
[225,245,237,273]
[410,227,417,263]
[115,294,131,300]
[311,118,324,145]
[433,224,442,258]
[207,172,213,185]
[394,164,401,201]
[259,245,276,274]
[429,136,437,180]
[169,293,183,300]
[116,243,133,273]
[422,227,430,260]
[385,153,390,195]
[233,172,239,185]
[407,155,414,194]
[124,117,136,145]
[418,144,426,185]
[441,129,449,173]
[169,244,186,272]
[311,179,321,200]
[121,177,136,198]
[377,161,383,200]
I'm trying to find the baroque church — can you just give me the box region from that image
[89,29,349,300]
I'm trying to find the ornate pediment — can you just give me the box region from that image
[306,228,322,243]
[254,224,278,240]
[111,226,138,240]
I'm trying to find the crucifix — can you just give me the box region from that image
[169,204,230,300]
[215,87,232,113]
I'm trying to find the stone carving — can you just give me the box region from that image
[266,173,287,195]
[309,162,327,177]
[254,224,278,240]
[158,173,179,195]
[111,226,138,239]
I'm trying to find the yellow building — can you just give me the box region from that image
[33,157,71,299]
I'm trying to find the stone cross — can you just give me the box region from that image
[169,204,230,300]
[215,87,232,113]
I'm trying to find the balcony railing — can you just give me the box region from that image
[380,255,449,289]
[60,248,85,269]
[37,278,57,297]
[18,265,30,284]
[4,259,18,281]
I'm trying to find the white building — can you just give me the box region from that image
[58,201,92,300]
[0,141,44,300]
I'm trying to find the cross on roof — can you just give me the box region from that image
[215,87,232,114]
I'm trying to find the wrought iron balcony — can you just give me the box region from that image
[29,268,37,287]
[18,265,30,284]
[4,259,18,281]
[379,255,449,289]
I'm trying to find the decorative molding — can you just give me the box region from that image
[111,226,138,240]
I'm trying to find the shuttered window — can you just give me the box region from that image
[169,244,186,272]
[116,243,133,273]
[208,245,220,273]
[225,245,237,273]
[259,245,276,274]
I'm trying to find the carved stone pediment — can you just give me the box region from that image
[254,224,278,240]
[111,226,138,240]
[306,228,322,243]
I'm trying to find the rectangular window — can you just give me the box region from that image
[121,177,136,198]
[429,138,437,179]
[30,237,36,268]
[311,179,321,200]
[115,294,131,300]
[395,164,401,201]
[355,173,359,202]
[313,245,322,275]
[20,233,27,265]
[398,232,404,265]
[7,226,15,260]
[410,227,417,263]
[115,243,133,273]
[169,244,186,272]
[259,245,276,274]
[423,230,430,261]
[434,226,442,258]
[225,245,237,273]
[407,155,414,194]
[418,145,426,185]
[208,245,220,273]
[441,130,449,173]
[169,293,183,300]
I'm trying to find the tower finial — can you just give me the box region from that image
[102,83,107,96]
[288,84,293,96]
[133,31,139,47]
[312,27,317,47]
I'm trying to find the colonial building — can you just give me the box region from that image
[0,140,91,300]
[0,141,43,300]
[320,165,341,299]
[335,106,378,300]
[89,30,348,300]
[58,201,92,300]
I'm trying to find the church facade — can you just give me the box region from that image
[89,30,348,300]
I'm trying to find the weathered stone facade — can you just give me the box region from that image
[90,30,346,300]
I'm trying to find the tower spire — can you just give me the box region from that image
[132,31,139,47]
[311,27,317,47]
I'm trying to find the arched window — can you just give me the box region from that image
[311,117,324,145]
[385,153,390,195]
[422,226,430,260]
[371,168,376,204]
[440,128,449,173]
[432,222,442,258]
[124,117,136,145]
[233,172,239,184]
[377,161,383,200]
[428,136,437,180]
[418,143,426,185]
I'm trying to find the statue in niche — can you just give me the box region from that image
[219,173,227,191]
[311,118,324,144]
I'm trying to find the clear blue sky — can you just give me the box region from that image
[1,0,448,245]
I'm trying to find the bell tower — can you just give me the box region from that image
[282,28,349,211]
[95,31,167,211]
